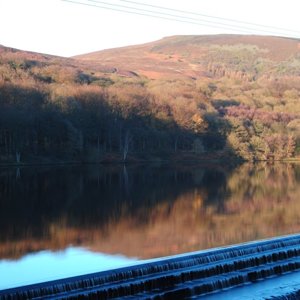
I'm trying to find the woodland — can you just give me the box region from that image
[0,35,299,163]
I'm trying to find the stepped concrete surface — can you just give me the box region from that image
[1,234,300,299]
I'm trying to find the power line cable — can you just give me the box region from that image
[62,0,299,38]
[121,0,300,35]
[86,0,287,36]
[62,0,252,34]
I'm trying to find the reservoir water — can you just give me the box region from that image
[0,162,300,290]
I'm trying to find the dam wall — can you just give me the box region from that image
[1,234,300,299]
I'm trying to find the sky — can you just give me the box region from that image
[0,0,299,57]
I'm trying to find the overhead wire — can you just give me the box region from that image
[87,0,263,34]
[86,0,291,36]
[62,0,300,38]
[62,0,252,34]
[120,0,300,36]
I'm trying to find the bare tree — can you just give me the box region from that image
[16,151,21,163]
[123,130,132,161]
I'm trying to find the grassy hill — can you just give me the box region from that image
[0,35,300,163]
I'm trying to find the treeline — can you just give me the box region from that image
[0,82,213,163]
[220,104,298,160]
[0,46,299,163]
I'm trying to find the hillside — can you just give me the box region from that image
[0,35,300,163]
[76,35,300,79]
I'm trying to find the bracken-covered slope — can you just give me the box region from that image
[75,35,300,79]
[0,35,300,163]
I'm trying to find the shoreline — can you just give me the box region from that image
[0,155,299,168]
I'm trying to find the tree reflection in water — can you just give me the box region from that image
[0,162,300,260]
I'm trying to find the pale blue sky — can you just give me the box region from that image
[0,0,299,57]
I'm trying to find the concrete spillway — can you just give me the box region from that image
[1,234,300,299]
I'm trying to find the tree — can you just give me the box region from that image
[286,135,296,158]
[122,130,131,161]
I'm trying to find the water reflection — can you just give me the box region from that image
[0,162,300,261]
[0,247,137,289]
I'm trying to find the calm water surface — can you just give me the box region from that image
[0,162,300,289]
